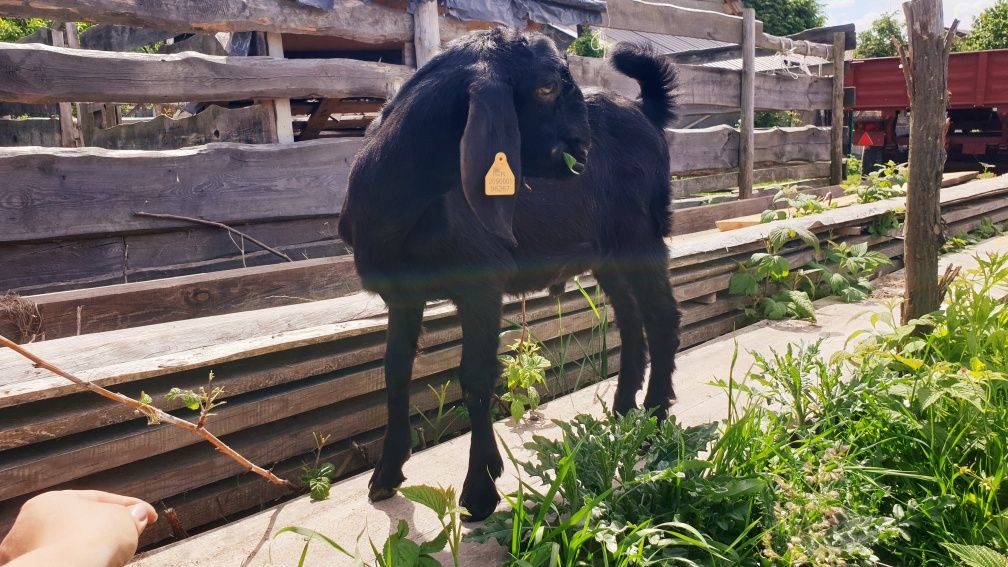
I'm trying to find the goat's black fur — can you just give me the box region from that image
[339,31,682,521]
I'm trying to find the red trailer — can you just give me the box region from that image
[845,49,1008,172]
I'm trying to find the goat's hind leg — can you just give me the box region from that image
[454,291,506,521]
[369,301,425,502]
[627,262,682,421]
[594,269,647,415]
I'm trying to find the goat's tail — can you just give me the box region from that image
[610,42,678,130]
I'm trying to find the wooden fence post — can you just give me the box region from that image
[896,0,959,324]
[265,32,295,144]
[48,23,81,147]
[413,0,441,68]
[738,7,756,200]
[830,32,845,185]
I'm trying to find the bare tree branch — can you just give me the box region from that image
[0,335,296,490]
[134,211,293,262]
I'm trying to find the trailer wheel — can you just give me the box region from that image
[862,146,884,174]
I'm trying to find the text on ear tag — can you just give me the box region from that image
[484,152,516,196]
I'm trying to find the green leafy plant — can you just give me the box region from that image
[729,226,820,321]
[499,337,551,422]
[804,241,892,303]
[276,484,467,567]
[165,370,226,428]
[416,382,468,448]
[760,185,835,223]
[474,253,1008,565]
[942,218,1006,253]
[567,26,605,58]
[846,161,908,204]
[868,210,902,237]
[299,432,336,501]
[979,162,998,180]
[846,154,863,181]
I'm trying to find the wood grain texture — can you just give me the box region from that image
[667,125,832,174]
[569,55,833,113]
[739,8,756,198]
[87,104,274,150]
[669,162,831,197]
[0,0,472,43]
[0,118,61,146]
[0,138,362,243]
[830,32,846,185]
[0,42,412,104]
[77,24,175,51]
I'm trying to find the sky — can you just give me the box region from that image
[822,0,996,33]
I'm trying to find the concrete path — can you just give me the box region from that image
[132,236,1008,567]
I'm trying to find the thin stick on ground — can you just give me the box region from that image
[134,211,293,262]
[0,335,295,489]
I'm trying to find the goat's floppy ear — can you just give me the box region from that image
[460,80,520,247]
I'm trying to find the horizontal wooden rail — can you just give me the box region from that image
[670,162,832,198]
[0,42,411,104]
[0,125,825,244]
[0,139,361,243]
[0,0,473,43]
[569,55,833,113]
[603,0,832,59]
[668,125,831,175]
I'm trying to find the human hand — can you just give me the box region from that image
[0,490,157,567]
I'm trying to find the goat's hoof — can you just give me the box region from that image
[368,485,398,502]
[460,477,500,522]
[613,396,637,416]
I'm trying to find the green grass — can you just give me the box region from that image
[472,253,1008,566]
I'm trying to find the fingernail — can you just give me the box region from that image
[130,503,148,523]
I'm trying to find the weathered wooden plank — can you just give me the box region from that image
[0,118,61,146]
[0,290,603,450]
[669,185,840,238]
[86,104,274,150]
[0,138,362,243]
[0,0,473,43]
[670,162,831,197]
[156,33,228,56]
[26,257,359,341]
[604,0,830,58]
[77,24,176,52]
[0,42,412,104]
[668,125,832,175]
[570,55,833,113]
[0,218,344,295]
[0,307,600,501]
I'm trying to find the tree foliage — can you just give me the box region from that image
[742,0,825,37]
[958,0,1008,52]
[855,12,905,59]
[0,17,50,42]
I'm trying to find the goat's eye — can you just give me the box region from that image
[536,84,557,98]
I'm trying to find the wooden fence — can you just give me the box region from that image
[0,0,863,547]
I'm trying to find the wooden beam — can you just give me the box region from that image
[412,0,440,67]
[0,42,413,104]
[672,24,855,66]
[669,162,831,198]
[739,8,756,199]
[86,104,274,150]
[831,32,846,185]
[569,55,833,113]
[265,32,294,144]
[0,139,362,243]
[668,125,832,175]
[295,99,342,142]
[77,23,176,51]
[603,0,831,59]
[0,0,473,43]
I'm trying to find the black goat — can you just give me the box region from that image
[338,29,681,521]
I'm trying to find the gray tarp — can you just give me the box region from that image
[409,0,606,27]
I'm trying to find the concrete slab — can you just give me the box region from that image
[132,236,1008,567]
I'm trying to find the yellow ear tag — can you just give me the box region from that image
[484,152,516,196]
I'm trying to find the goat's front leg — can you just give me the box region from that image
[369,302,425,502]
[454,292,506,521]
